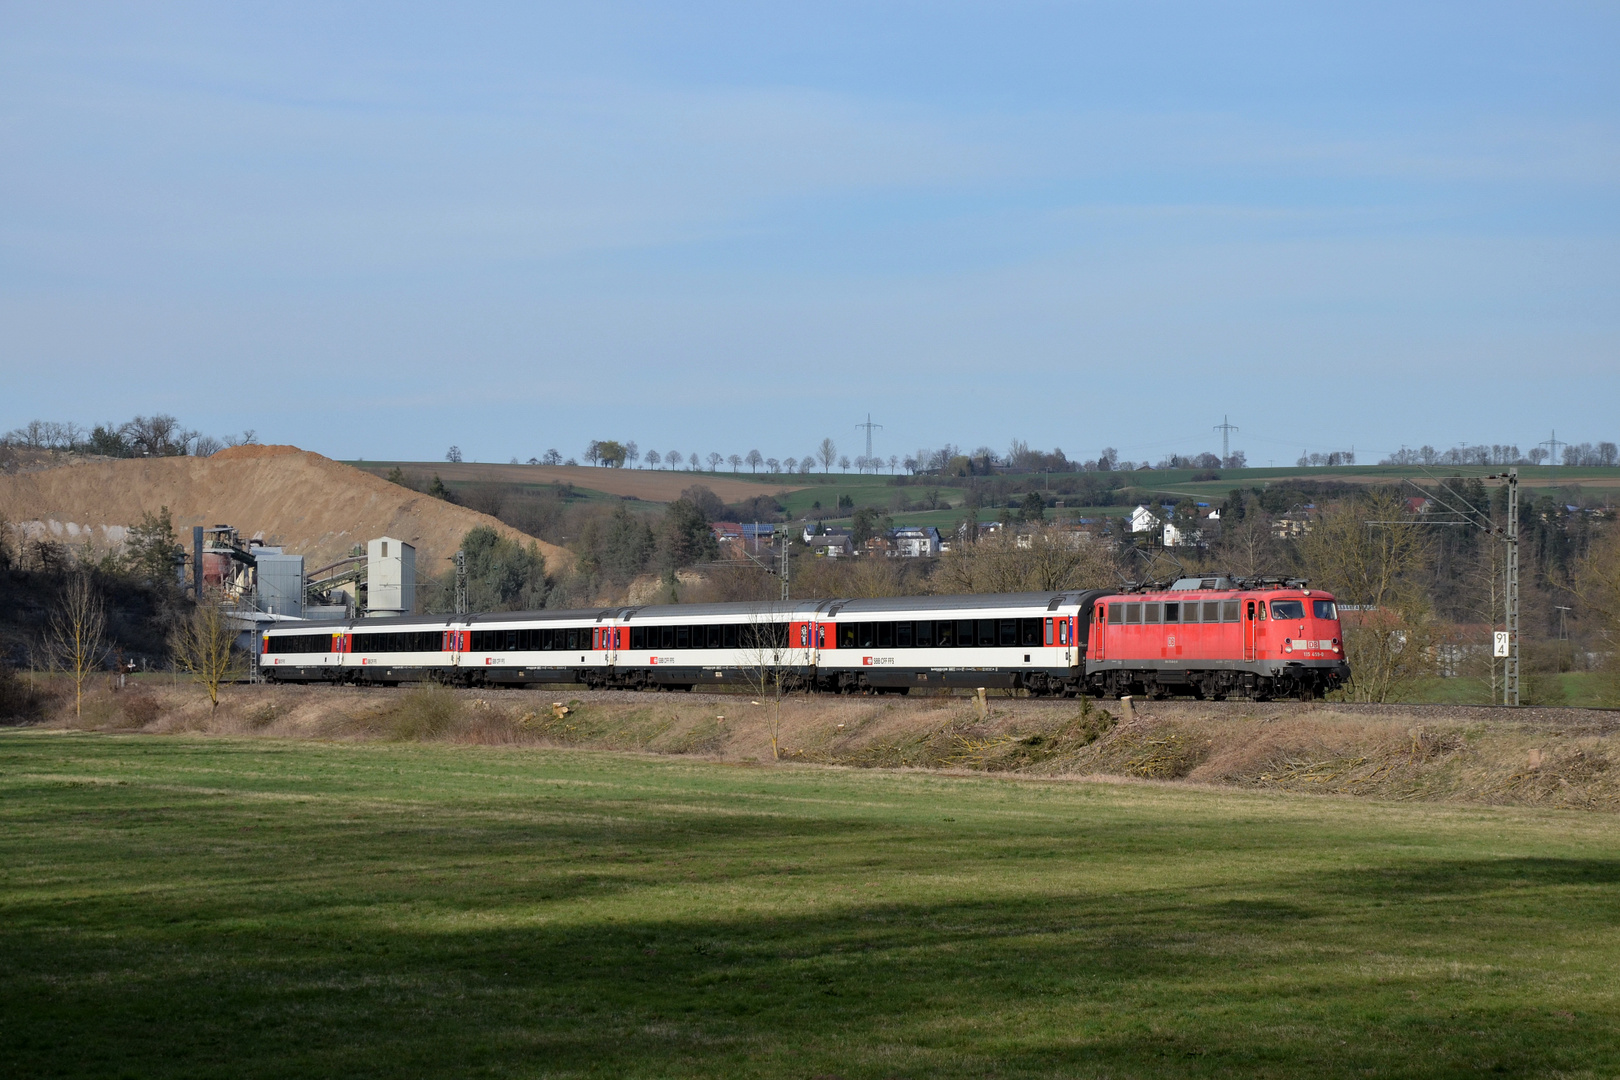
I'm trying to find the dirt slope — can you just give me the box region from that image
[0,447,571,572]
[358,461,805,503]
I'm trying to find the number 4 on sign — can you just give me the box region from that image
[1494,631,1511,658]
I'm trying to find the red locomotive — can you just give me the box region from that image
[1085,576,1347,700]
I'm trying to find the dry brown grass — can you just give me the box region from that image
[38,680,1620,812]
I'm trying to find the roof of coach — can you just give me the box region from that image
[264,614,460,633]
[825,591,1106,616]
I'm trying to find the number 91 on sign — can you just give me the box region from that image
[1494,631,1511,658]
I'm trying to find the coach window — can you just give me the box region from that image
[873,622,891,648]
[949,619,968,647]
[1222,601,1241,622]
[706,625,721,649]
[675,626,689,649]
[1144,603,1161,624]
[838,624,856,649]
[1022,618,1041,646]
[1164,603,1180,623]
[977,620,996,647]
[916,620,936,647]
[630,626,646,650]
[723,624,738,648]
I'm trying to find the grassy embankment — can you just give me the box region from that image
[4,731,1620,1077]
[35,679,1620,812]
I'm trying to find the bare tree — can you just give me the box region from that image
[766,457,780,474]
[667,450,683,469]
[818,438,837,473]
[1211,510,1280,578]
[1298,492,1433,702]
[170,601,244,711]
[645,449,661,469]
[746,449,763,473]
[707,452,723,472]
[936,524,1117,594]
[446,445,463,463]
[728,453,742,473]
[1575,525,1620,695]
[738,606,809,760]
[44,571,109,718]
[838,455,851,473]
[625,441,639,468]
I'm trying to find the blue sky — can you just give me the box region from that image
[3,2,1617,467]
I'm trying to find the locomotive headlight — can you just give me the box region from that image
[1283,641,1293,654]
[1331,638,1341,653]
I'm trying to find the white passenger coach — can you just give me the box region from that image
[260,592,1106,696]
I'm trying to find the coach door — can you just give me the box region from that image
[1243,600,1257,661]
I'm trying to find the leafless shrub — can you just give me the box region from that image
[120,693,163,728]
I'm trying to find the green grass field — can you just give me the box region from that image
[1402,671,1615,708]
[4,733,1620,1077]
[3,735,1620,1080]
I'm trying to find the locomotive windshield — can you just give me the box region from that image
[1270,600,1305,620]
[1313,599,1338,620]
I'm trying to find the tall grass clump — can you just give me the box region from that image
[387,684,462,740]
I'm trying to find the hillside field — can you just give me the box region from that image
[347,461,1620,526]
[5,732,1620,1077]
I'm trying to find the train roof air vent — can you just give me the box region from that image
[1170,576,1235,591]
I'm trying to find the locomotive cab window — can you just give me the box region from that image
[1313,600,1338,620]
[1270,600,1306,620]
